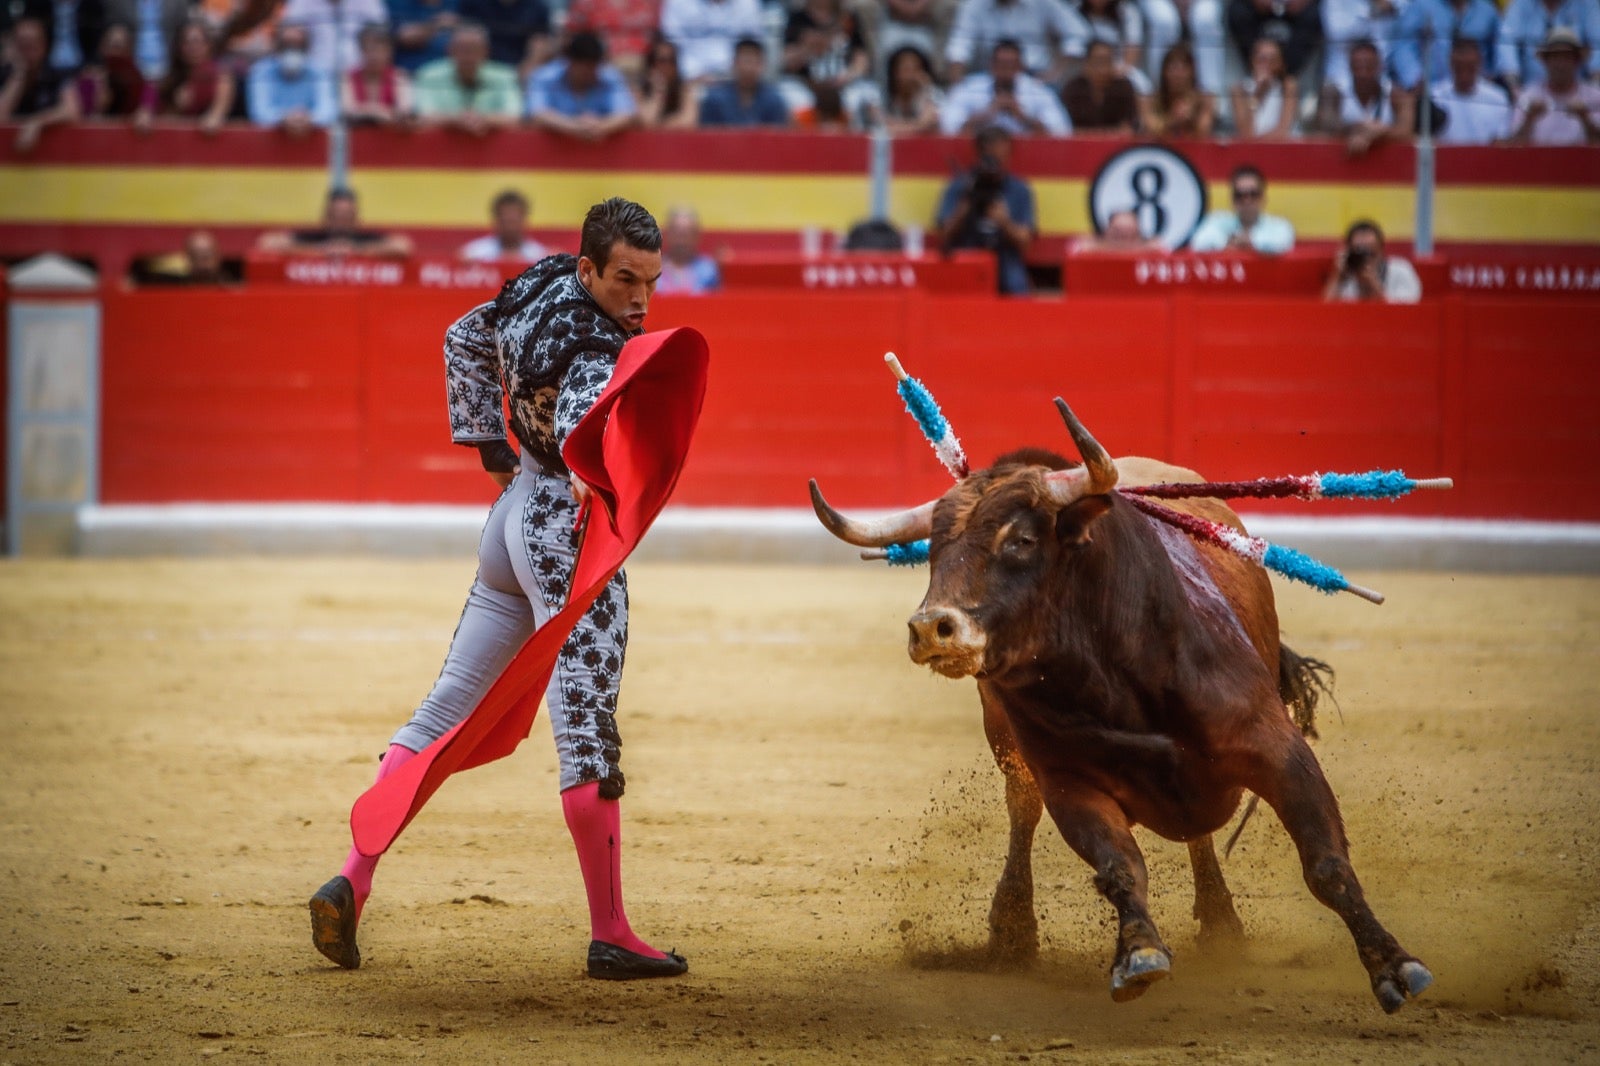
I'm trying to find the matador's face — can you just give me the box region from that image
[578,241,662,333]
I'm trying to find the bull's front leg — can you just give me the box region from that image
[982,691,1041,968]
[1186,835,1246,951]
[1248,735,1433,1013]
[1043,786,1172,1002]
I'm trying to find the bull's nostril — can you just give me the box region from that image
[935,619,955,640]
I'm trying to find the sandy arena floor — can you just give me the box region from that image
[1,557,1598,1064]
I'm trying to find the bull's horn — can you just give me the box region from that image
[1053,398,1118,494]
[809,479,936,548]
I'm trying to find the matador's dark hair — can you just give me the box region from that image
[580,197,661,274]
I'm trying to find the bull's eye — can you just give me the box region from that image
[1002,531,1038,563]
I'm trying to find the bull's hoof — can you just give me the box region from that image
[1110,947,1171,1003]
[1374,960,1433,1013]
[1195,908,1246,954]
[983,934,1039,972]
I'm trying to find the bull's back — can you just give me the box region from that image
[1114,456,1281,674]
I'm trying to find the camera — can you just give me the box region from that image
[1345,247,1372,273]
[966,155,1007,216]
[942,155,1008,254]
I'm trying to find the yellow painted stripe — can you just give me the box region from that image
[0,167,334,226]
[4,165,1598,244]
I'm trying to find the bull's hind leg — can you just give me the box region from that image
[1186,835,1246,951]
[1251,737,1433,1013]
[1043,788,1171,1002]
[982,692,1042,967]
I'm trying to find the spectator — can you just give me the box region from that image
[181,229,231,283]
[636,32,702,128]
[1321,219,1421,303]
[1316,38,1413,155]
[1140,41,1216,137]
[19,0,104,78]
[256,186,415,257]
[390,0,459,73]
[413,21,521,132]
[1429,36,1513,144]
[1187,1,1229,95]
[1226,0,1321,80]
[939,38,1071,134]
[656,205,721,293]
[1062,37,1138,131]
[1320,0,1399,93]
[200,0,280,76]
[783,0,871,93]
[1074,0,1148,94]
[1073,207,1167,251]
[943,0,1089,83]
[1508,27,1600,144]
[527,30,639,139]
[0,17,81,153]
[866,0,958,85]
[1498,0,1600,94]
[842,216,906,250]
[279,0,388,76]
[247,21,337,132]
[156,19,235,133]
[134,229,240,284]
[1189,163,1295,253]
[809,81,853,128]
[933,125,1038,295]
[697,37,790,125]
[1229,36,1296,139]
[459,188,548,260]
[566,0,661,75]
[879,43,942,132]
[342,23,415,126]
[659,0,765,82]
[105,0,190,81]
[1392,0,1502,91]
[76,21,158,126]
[459,0,552,76]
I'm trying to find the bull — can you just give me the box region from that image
[810,399,1433,1012]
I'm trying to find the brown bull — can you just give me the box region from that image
[810,400,1432,1013]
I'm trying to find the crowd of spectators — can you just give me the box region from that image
[3,0,1597,149]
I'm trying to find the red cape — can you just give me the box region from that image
[350,326,711,858]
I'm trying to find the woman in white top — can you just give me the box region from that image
[1231,36,1297,139]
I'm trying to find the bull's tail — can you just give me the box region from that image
[1224,644,1338,858]
[1278,643,1336,740]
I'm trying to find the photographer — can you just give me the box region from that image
[1322,219,1421,303]
[933,125,1039,295]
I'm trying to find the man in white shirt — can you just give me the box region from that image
[1322,219,1422,303]
[659,0,767,81]
[1188,164,1296,254]
[939,38,1072,134]
[943,0,1088,81]
[1429,37,1514,144]
[460,189,549,261]
[1508,27,1600,144]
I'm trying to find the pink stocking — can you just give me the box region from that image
[338,743,415,920]
[561,781,666,958]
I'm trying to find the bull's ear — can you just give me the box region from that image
[1055,494,1113,546]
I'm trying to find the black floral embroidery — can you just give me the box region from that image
[442,253,638,475]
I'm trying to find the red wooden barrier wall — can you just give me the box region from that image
[97,286,1600,520]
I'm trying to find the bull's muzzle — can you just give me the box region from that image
[907,606,987,678]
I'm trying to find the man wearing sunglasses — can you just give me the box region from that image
[1189,164,1296,253]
